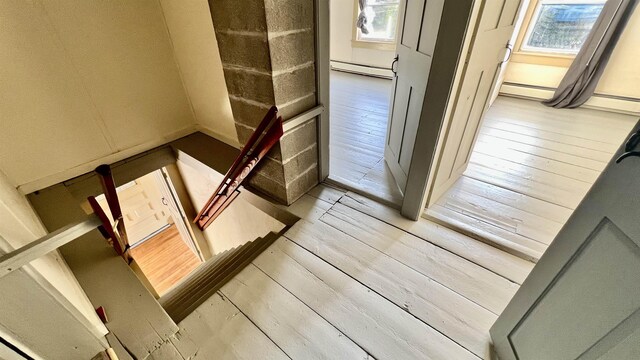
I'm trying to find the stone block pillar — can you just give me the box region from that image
[208,0,319,204]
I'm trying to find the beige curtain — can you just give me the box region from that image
[543,0,638,108]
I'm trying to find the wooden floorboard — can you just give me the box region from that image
[220,263,370,359]
[173,290,290,360]
[329,70,403,207]
[326,203,519,315]
[428,96,637,261]
[173,184,533,359]
[129,225,201,296]
[286,219,496,358]
[338,192,535,284]
[253,238,478,360]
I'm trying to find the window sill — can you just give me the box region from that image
[352,39,396,51]
[511,51,575,68]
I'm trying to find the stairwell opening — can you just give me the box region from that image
[28,132,300,328]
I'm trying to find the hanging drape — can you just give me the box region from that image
[356,0,369,34]
[543,0,638,108]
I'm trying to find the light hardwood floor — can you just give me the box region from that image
[129,224,202,296]
[328,70,403,206]
[163,184,534,360]
[426,96,637,261]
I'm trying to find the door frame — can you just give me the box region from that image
[155,168,204,261]
[315,0,480,219]
[315,0,331,181]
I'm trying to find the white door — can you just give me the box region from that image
[491,122,640,359]
[385,0,445,193]
[97,172,171,246]
[429,0,522,203]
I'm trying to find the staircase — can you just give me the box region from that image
[159,232,281,323]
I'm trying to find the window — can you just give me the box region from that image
[355,0,400,43]
[522,0,605,54]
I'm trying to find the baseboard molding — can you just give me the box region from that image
[500,83,640,115]
[196,125,241,149]
[330,60,394,79]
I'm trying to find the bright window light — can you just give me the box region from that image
[522,0,605,54]
[356,0,400,43]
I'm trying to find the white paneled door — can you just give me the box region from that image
[385,0,445,193]
[491,122,640,359]
[430,0,522,204]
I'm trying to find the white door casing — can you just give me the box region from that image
[491,122,640,359]
[385,0,445,193]
[428,0,522,206]
[156,168,203,260]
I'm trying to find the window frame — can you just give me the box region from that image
[520,0,605,55]
[351,0,400,51]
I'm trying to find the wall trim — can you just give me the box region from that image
[500,83,640,115]
[282,105,324,133]
[330,60,394,79]
[195,125,241,149]
[18,125,199,195]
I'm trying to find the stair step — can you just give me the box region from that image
[160,232,280,323]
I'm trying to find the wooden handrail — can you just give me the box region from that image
[95,164,131,263]
[88,195,125,257]
[194,106,284,230]
[0,214,102,279]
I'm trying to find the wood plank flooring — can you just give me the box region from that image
[427,96,637,261]
[129,225,201,296]
[164,184,533,360]
[328,70,403,206]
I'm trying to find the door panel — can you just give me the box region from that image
[429,0,522,203]
[511,219,639,359]
[120,174,171,245]
[385,0,444,193]
[97,171,171,246]
[491,122,640,359]
[399,87,425,172]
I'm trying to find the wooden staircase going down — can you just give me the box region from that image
[159,231,281,323]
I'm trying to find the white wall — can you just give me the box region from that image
[176,157,285,255]
[0,0,237,194]
[0,0,237,351]
[160,0,239,147]
[330,0,396,69]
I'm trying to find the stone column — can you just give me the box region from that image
[209,0,319,204]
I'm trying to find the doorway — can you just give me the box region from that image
[328,71,403,205]
[95,168,202,297]
[425,97,637,261]
[422,0,639,262]
[326,0,403,206]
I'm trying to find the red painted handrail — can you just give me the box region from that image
[94,164,132,262]
[195,106,284,230]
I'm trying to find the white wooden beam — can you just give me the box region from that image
[282,105,324,133]
[0,214,101,278]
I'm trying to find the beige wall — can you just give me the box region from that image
[0,0,236,351]
[160,0,238,147]
[503,5,640,100]
[330,0,396,69]
[176,157,285,255]
[0,0,237,193]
